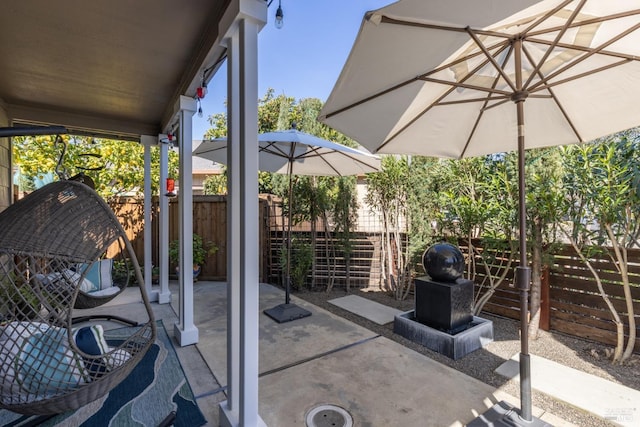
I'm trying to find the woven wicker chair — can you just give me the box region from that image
[0,180,156,415]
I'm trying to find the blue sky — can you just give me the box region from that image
[192,0,393,139]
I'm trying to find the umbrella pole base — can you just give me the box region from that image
[467,401,552,427]
[264,303,312,323]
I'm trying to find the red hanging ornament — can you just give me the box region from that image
[165,177,176,197]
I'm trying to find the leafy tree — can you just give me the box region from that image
[203,169,228,195]
[333,177,359,292]
[13,135,179,200]
[365,155,412,300]
[561,135,639,363]
[203,89,361,292]
[523,147,565,339]
[430,155,518,314]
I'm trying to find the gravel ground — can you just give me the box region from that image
[294,287,640,427]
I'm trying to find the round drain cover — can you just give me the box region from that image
[306,404,353,427]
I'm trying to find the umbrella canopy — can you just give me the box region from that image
[320,0,640,157]
[194,129,381,323]
[193,128,381,176]
[320,0,640,423]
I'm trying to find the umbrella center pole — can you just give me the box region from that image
[515,92,534,423]
[286,161,294,305]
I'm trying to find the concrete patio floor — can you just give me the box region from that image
[77,281,575,426]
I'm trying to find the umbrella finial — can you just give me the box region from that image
[291,122,297,130]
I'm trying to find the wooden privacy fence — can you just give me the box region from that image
[267,231,384,289]
[109,195,271,281]
[460,239,640,352]
[110,196,638,352]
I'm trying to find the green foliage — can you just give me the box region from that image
[112,259,136,285]
[258,171,274,194]
[12,135,180,200]
[1,279,41,320]
[333,177,359,258]
[365,155,414,297]
[169,233,218,267]
[524,147,565,244]
[563,135,640,247]
[280,239,313,290]
[203,170,228,195]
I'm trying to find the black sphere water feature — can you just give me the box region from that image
[393,242,494,360]
[422,242,466,282]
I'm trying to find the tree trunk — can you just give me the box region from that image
[565,231,625,362]
[605,224,636,362]
[473,240,515,315]
[345,252,351,293]
[384,211,394,293]
[311,209,317,290]
[323,212,335,293]
[528,219,543,340]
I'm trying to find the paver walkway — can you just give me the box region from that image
[496,353,639,427]
[328,294,404,325]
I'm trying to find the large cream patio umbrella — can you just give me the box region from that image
[320,0,640,424]
[194,128,380,323]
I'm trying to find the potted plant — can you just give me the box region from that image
[169,233,218,280]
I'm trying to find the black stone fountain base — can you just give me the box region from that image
[393,311,494,360]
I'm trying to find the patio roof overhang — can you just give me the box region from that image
[0,0,231,140]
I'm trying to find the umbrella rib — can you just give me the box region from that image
[419,77,511,96]
[531,58,632,93]
[321,19,511,120]
[261,141,292,160]
[480,98,512,112]
[527,38,640,62]
[437,96,509,106]
[460,46,514,158]
[419,42,513,96]
[294,147,379,175]
[519,0,575,36]
[529,21,640,92]
[315,151,343,176]
[527,9,640,38]
[466,27,517,92]
[376,43,511,153]
[322,77,422,119]
[420,39,511,79]
[523,0,587,88]
[520,45,584,143]
[379,16,512,40]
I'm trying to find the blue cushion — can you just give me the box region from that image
[80,259,113,291]
[35,270,97,293]
[17,325,83,394]
[73,325,109,356]
[73,325,110,376]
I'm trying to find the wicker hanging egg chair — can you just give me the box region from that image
[0,180,156,415]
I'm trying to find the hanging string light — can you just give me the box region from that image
[275,0,284,29]
[267,0,284,29]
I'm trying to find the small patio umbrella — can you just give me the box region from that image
[319,0,640,424]
[194,128,380,323]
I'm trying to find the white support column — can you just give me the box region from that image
[158,136,172,304]
[140,135,158,302]
[221,29,241,426]
[174,96,199,347]
[218,1,266,426]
